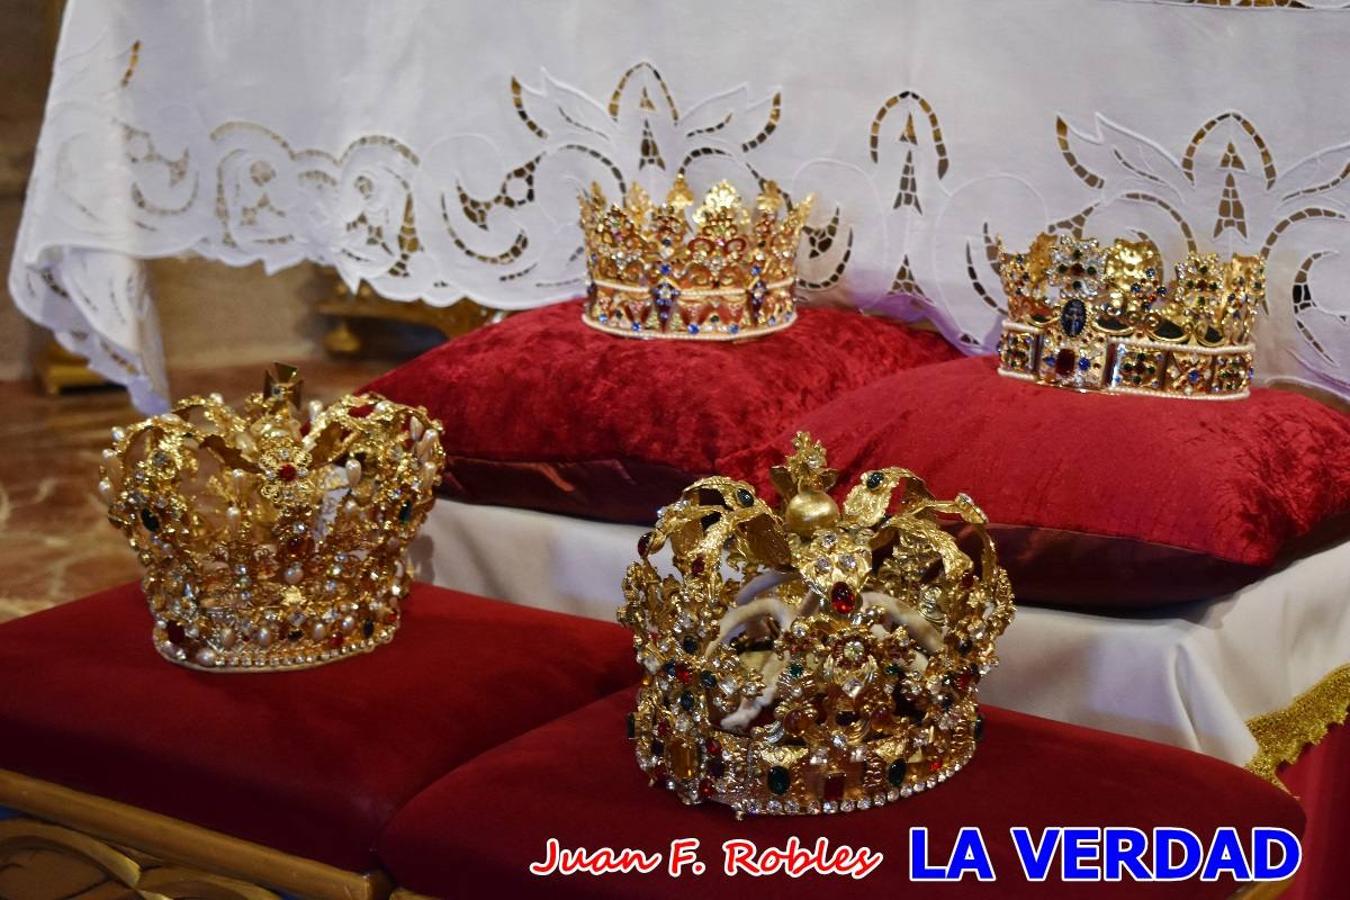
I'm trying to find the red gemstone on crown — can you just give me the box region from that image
[1054,348,1077,377]
[328,634,344,650]
[277,463,298,482]
[830,582,857,614]
[349,403,376,418]
[165,622,186,645]
[674,663,693,684]
[823,772,846,803]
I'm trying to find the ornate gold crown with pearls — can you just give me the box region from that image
[996,232,1263,399]
[580,175,811,340]
[619,433,1013,816]
[99,365,444,672]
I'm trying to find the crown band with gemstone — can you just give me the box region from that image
[580,175,811,340]
[995,232,1263,399]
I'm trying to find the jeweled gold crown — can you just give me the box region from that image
[99,365,444,672]
[580,175,811,340]
[996,232,1263,399]
[619,433,1014,816]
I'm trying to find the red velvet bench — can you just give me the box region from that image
[377,690,1305,900]
[0,584,1305,899]
[0,582,637,898]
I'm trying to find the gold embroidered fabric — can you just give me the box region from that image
[1246,664,1350,784]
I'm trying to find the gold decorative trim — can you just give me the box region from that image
[1246,664,1350,785]
[0,769,392,900]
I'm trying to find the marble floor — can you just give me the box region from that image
[0,359,391,623]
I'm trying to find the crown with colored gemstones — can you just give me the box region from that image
[579,175,811,340]
[618,432,1014,816]
[99,365,444,672]
[996,232,1264,399]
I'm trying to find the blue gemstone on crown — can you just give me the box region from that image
[1060,298,1087,337]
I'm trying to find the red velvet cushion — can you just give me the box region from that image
[724,355,1350,607]
[377,689,1304,899]
[0,582,637,872]
[362,302,959,523]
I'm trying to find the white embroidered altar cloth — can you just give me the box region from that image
[12,0,1350,409]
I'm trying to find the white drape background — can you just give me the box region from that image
[12,0,1350,409]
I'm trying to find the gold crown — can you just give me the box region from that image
[996,232,1263,399]
[579,175,811,340]
[98,365,444,672]
[618,433,1014,816]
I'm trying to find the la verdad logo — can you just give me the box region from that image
[911,826,1300,883]
[529,825,1301,883]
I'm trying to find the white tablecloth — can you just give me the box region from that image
[413,499,1350,770]
[12,0,1350,409]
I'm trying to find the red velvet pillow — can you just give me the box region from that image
[377,689,1304,899]
[0,582,637,872]
[363,301,959,523]
[723,355,1350,608]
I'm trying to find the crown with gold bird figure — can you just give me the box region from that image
[618,433,1014,816]
[996,232,1264,398]
[99,365,444,672]
[579,174,811,339]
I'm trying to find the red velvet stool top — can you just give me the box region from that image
[0,582,638,871]
[377,690,1305,899]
